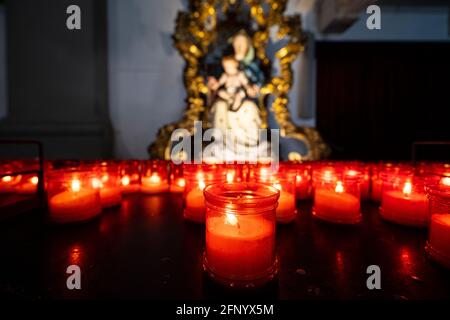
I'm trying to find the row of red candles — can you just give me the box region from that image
[1,160,450,286]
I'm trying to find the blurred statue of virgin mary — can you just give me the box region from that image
[207,30,270,162]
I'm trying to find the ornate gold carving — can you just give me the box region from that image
[149,0,330,160]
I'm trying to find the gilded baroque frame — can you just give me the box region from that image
[149,0,329,160]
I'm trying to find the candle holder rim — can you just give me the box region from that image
[204,182,280,211]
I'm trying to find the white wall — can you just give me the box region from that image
[108,0,185,159]
[320,6,450,41]
[0,5,7,120]
[108,1,450,159]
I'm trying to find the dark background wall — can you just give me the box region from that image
[316,41,450,161]
[0,0,111,159]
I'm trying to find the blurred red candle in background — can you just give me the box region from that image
[426,177,450,268]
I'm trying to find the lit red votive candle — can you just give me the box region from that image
[253,163,297,223]
[88,162,122,208]
[140,160,169,194]
[169,163,185,193]
[47,169,102,224]
[119,160,141,194]
[183,164,226,223]
[203,182,279,288]
[312,166,361,224]
[426,178,450,268]
[380,172,428,227]
[293,162,312,200]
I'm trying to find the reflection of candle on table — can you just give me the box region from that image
[274,183,296,223]
[314,181,361,224]
[49,179,101,223]
[92,176,122,208]
[17,176,39,194]
[428,214,450,268]
[381,182,428,227]
[205,213,275,280]
[184,180,206,223]
[141,174,169,194]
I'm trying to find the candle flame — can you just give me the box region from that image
[177,178,186,188]
[403,182,412,195]
[335,181,344,193]
[441,177,450,187]
[71,179,81,192]
[225,213,238,226]
[30,176,39,185]
[2,175,12,182]
[149,174,161,184]
[347,170,357,177]
[198,180,206,190]
[92,178,102,189]
[323,170,333,182]
[273,183,282,191]
[296,175,302,183]
[226,172,234,183]
[101,175,109,183]
[121,175,130,186]
[260,168,269,177]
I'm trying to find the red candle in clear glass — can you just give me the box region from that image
[380,172,428,227]
[370,162,413,203]
[141,160,169,194]
[183,164,226,223]
[343,162,370,201]
[119,160,141,194]
[426,177,450,268]
[313,166,361,225]
[169,162,185,193]
[292,162,312,200]
[253,163,297,223]
[47,169,102,224]
[203,182,279,288]
[86,161,122,208]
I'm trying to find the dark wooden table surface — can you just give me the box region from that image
[1,193,450,300]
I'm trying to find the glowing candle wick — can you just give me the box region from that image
[121,175,130,186]
[403,182,412,196]
[226,172,234,183]
[177,178,186,187]
[92,178,102,189]
[71,179,81,192]
[2,175,12,182]
[30,176,39,185]
[441,177,450,187]
[149,174,161,184]
[335,181,344,193]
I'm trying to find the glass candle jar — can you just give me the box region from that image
[293,162,312,200]
[119,160,141,194]
[343,162,370,201]
[47,169,102,224]
[313,166,362,224]
[169,162,185,193]
[141,160,169,194]
[253,163,297,223]
[380,172,428,227]
[183,164,226,223]
[16,173,39,195]
[203,182,279,288]
[87,161,122,208]
[426,177,450,268]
